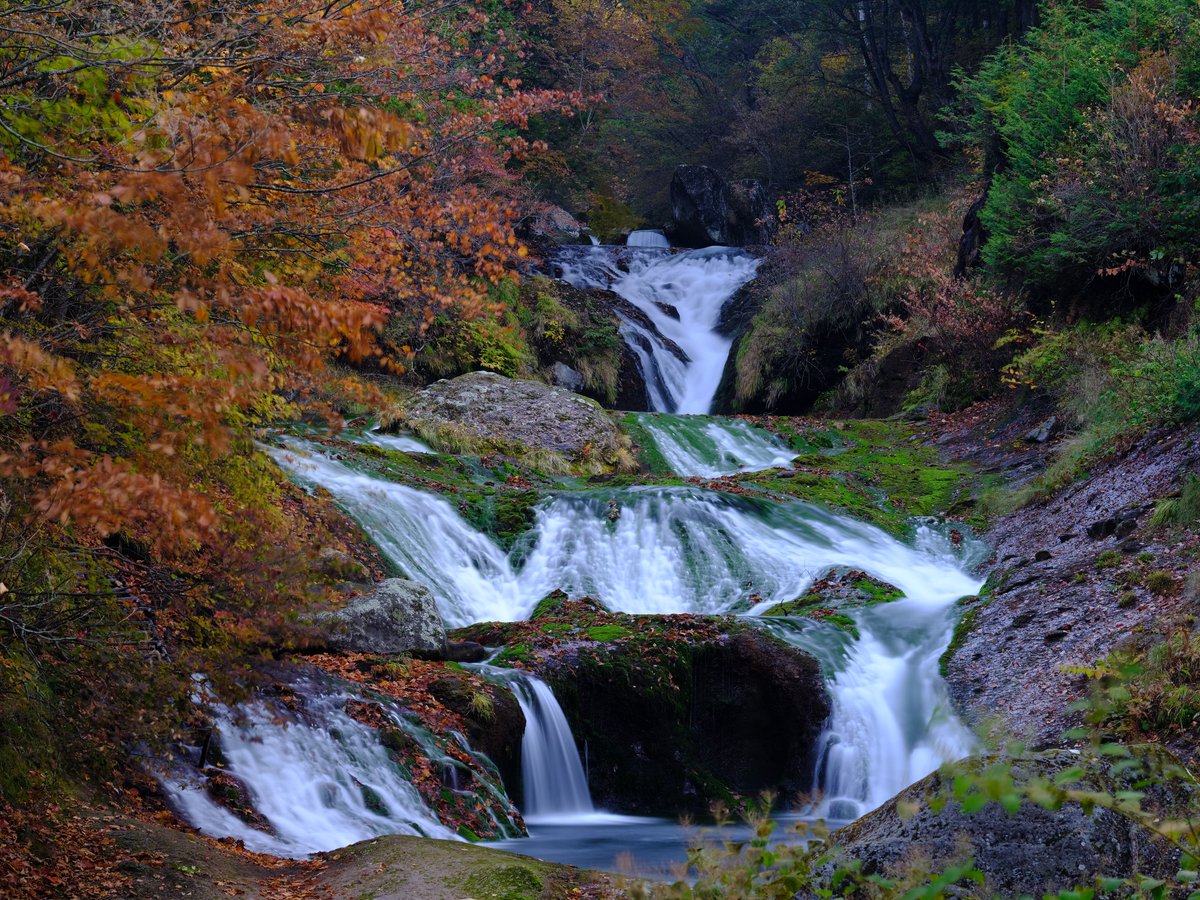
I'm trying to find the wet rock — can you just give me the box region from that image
[453,597,828,814]
[1034,549,1053,561]
[761,569,904,622]
[445,640,489,663]
[427,675,525,793]
[549,361,584,392]
[204,770,272,832]
[317,578,448,656]
[405,371,624,466]
[1024,416,1059,443]
[832,749,1191,896]
[668,165,775,248]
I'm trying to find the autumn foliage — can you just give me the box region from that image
[0,0,575,807]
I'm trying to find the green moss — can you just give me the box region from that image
[586,624,631,641]
[1146,570,1179,596]
[620,412,676,476]
[494,643,533,667]
[1097,550,1123,570]
[739,418,975,537]
[458,864,544,900]
[939,602,982,677]
[761,595,823,617]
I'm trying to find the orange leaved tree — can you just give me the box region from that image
[0,0,576,792]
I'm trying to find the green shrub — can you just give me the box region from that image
[955,0,1200,298]
[1145,570,1179,596]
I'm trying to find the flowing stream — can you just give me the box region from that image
[161,676,460,857]
[631,412,796,477]
[555,244,758,413]
[170,241,986,875]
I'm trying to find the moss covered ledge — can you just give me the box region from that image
[453,593,829,815]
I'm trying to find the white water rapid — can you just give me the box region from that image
[161,678,457,857]
[555,244,759,413]
[632,412,796,477]
[273,441,976,621]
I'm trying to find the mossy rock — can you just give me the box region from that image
[730,418,976,537]
[317,834,617,899]
[452,598,829,815]
[458,863,543,900]
[762,570,904,629]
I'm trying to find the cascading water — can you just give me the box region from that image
[273,438,983,833]
[161,677,457,856]
[353,427,432,454]
[632,412,796,477]
[509,674,595,821]
[272,441,976,621]
[555,245,758,413]
[463,662,596,821]
[626,229,671,248]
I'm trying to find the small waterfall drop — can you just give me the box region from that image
[355,427,432,454]
[555,245,758,413]
[161,679,456,856]
[510,675,595,822]
[633,413,796,477]
[763,527,983,819]
[626,229,671,248]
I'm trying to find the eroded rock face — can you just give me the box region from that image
[670,165,775,248]
[405,371,624,465]
[832,750,1191,896]
[453,594,829,814]
[318,578,447,656]
[671,165,729,247]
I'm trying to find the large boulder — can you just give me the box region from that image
[832,749,1193,896]
[405,371,625,466]
[453,594,829,814]
[670,165,730,247]
[727,178,775,246]
[669,165,775,248]
[318,578,447,656]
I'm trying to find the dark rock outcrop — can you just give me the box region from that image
[833,750,1192,896]
[452,595,829,814]
[670,165,729,247]
[727,178,775,246]
[669,165,774,248]
[405,372,625,465]
[517,274,649,411]
[427,674,526,796]
[317,578,447,656]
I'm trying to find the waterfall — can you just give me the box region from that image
[626,229,671,248]
[554,245,758,413]
[161,678,457,857]
[355,427,432,454]
[632,413,796,477]
[510,675,595,822]
[775,526,982,819]
[272,441,976,622]
[271,436,983,827]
